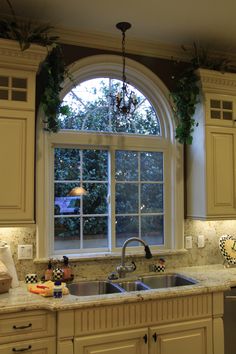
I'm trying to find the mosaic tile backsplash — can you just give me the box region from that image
[0,220,235,281]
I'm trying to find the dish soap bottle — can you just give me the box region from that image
[44,259,53,281]
[62,256,73,281]
[53,280,63,298]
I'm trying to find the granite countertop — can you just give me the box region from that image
[1,264,236,314]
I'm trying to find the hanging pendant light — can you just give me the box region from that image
[112,22,138,116]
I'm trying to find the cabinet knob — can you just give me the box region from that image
[153,332,158,342]
[143,334,148,343]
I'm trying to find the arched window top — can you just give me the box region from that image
[61,54,176,141]
[59,78,161,136]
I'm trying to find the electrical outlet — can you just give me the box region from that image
[198,235,205,248]
[185,236,193,249]
[18,245,33,260]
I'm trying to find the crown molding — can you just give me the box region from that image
[0,38,47,71]
[54,27,189,61]
[197,68,236,94]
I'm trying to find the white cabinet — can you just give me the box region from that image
[0,39,46,224]
[0,310,56,353]
[186,69,236,219]
[57,293,223,354]
[74,328,148,354]
[149,319,212,354]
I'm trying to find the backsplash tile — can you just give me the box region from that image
[0,220,235,280]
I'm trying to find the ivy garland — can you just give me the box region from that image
[170,43,232,144]
[0,0,70,133]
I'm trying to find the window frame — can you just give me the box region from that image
[36,54,184,259]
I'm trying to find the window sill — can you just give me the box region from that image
[34,248,188,264]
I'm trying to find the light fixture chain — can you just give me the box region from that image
[122,29,126,84]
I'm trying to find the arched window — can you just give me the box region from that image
[36,55,184,258]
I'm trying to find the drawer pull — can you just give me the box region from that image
[12,345,32,352]
[13,323,32,330]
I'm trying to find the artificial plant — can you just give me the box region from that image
[0,0,69,132]
[171,42,231,144]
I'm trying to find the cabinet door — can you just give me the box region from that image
[0,109,34,223]
[149,319,212,354]
[0,337,56,354]
[74,328,148,354]
[206,126,236,216]
[205,93,236,127]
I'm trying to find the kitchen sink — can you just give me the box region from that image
[68,281,125,296]
[139,273,197,289]
[68,274,197,296]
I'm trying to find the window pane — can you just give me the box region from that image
[83,149,108,180]
[83,183,108,214]
[141,215,164,245]
[141,184,163,213]
[141,152,163,181]
[83,217,108,248]
[116,183,138,213]
[54,183,81,215]
[59,78,160,136]
[54,217,80,250]
[116,216,139,247]
[115,151,138,181]
[54,148,81,181]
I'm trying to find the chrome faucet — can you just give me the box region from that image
[116,237,152,278]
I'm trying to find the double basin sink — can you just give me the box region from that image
[68,273,197,297]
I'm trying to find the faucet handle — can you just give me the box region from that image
[131,261,136,271]
[108,272,119,280]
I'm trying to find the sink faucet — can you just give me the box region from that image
[116,237,152,278]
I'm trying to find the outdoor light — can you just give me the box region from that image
[112,22,138,116]
[68,186,87,196]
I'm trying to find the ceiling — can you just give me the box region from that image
[1,0,236,58]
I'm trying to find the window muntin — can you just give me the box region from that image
[54,148,109,251]
[59,78,160,136]
[115,151,164,247]
[54,147,164,252]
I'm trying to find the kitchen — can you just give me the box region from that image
[1,0,236,353]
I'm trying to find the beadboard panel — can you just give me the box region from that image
[74,294,212,336]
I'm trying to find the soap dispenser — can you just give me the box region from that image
[62,256,73,281]
[45,259,53,281]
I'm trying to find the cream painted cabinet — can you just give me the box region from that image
[0,310,56,353]
[0,39,46,224]
[186,68,236,219]
[57,293,223,354]
[149,319,212,354]
[74,328,148,354]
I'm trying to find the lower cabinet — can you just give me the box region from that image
[149,319,212,354]
[0,337,56,354]
[74,328,148,354]
[71,319,212,354]
[0,310,56,354]
[57,293,224,354]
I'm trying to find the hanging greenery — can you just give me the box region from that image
[170,43,232,144]
[0,0,71,132]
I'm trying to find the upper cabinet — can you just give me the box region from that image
[186,69,236,219]
[0,39,46,224]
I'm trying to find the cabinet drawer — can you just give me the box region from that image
[0,311,56,344]
[0,336,56,354]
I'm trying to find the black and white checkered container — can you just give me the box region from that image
[53,268,64,281]
[25,273,38,283]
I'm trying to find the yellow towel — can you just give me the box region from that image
[28,280,69,297]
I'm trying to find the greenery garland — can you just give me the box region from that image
[170,43,232,144]
[0,0,70,133]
